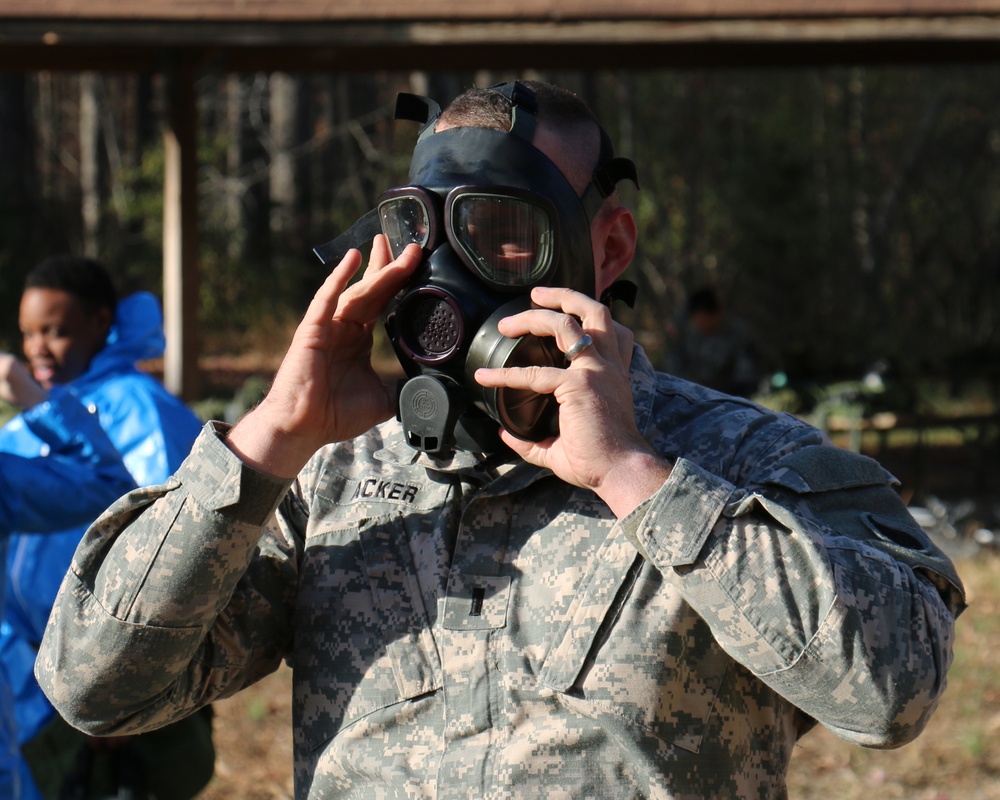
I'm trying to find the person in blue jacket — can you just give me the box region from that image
[0,256,208,799]
[0,352,135,800]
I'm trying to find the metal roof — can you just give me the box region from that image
[2,0,999,20]
[2,0,1000,71]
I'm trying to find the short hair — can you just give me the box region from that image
[688,287,721,315]
[24,255,118,316]
[437,80,606,188]
[439,80,602,135]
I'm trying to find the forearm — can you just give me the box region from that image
[0,392,135,532]
[36,423,295,734]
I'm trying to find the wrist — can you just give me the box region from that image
[225,407,320,479]
[596,449,672,519]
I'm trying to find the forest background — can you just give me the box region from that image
[1,66,999,407]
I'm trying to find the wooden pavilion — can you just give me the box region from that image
[1,0,999,398]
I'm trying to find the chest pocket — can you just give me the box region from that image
[538,529,728,755]
[294,512,442,751]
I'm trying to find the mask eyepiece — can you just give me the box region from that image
[378,189,441,258]
[447,188,558,289]
[378,185,559,291]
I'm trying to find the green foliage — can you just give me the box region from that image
[107,144,168,297]
[0,400,17,427]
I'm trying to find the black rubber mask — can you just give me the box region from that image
[314,83,637,457]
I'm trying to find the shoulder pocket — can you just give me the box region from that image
[761,445,963,596]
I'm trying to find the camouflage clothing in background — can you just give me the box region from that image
[666,311,762,398]
[36,346,964,800]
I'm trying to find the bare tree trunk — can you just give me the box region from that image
[334,74,364,212]
[311,74,336,236]
[848,67,873,275]
[36,72,56,202]
[80,72,101,258]
[269,72,297,239]
[243,73,271,266]
[0,76,32,211]
[0,74,37,336]
[226,74,247,261]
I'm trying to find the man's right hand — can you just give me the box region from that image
[226,236,422,478]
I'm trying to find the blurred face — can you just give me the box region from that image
[19,287,111,388]
[691,309,723,337]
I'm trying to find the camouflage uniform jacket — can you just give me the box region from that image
[37,346,965,800]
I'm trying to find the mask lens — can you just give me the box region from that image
[451,193,554,287]
[378,194,432,258]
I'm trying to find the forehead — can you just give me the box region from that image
[19,287,89,324]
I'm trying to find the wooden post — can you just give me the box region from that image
[162,53,201,402]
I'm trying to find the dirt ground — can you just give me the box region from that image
[198,665,295,800]
[195,551,999,800]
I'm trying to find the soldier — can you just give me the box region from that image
[666,286,764,398]
[37,80,964,799]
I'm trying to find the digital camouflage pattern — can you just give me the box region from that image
[36,346,965,800]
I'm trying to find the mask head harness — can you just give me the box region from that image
[314,82,639,457]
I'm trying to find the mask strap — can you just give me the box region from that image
[600,279,638,309]
[314,91,444,264]
[394,93,443,142]
[488,81,538,143]
[581,156,639,220]
[312,208,381,265]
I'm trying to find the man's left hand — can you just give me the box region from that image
[474,286,671,519]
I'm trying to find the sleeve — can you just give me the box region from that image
[618,444,965,750]
[34,422,299,736]
[0,391,135,533]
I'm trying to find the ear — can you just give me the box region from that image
[592,206,637,299]
[93,304,114,344]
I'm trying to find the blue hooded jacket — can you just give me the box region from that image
[0,291,202,753]
[0,391,135,799]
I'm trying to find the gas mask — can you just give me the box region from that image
[315,82,637,457]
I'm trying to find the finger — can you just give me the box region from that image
[495,309,604,366]
[496,287,616,363]
[498,428,550,462]
[369,233,392,269]
[337,242,422,324]
[612,320,635,366]
[528,286,615,334]
[359,232,396,276]
[495,307,587,353]
[299,249,365,331]
[474,364,564,395]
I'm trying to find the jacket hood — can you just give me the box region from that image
[82,291,166,385]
